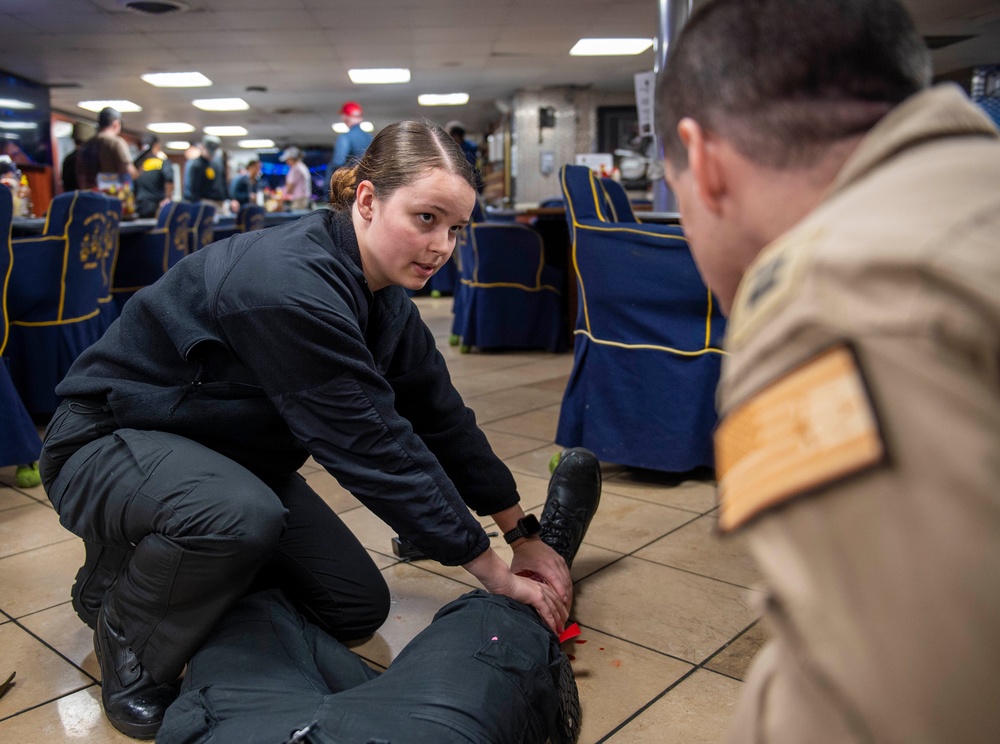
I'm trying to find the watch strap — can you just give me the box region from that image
[503,514,541,544]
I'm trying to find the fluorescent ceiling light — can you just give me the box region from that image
[569,38,653,56]
[192,98,250,111]
[418,93,469,106]
[78,100,142,113]
[0,121,36,129]
[148,122,195,133]
[348,68,410,84]
[335,121,374,133]
[165,141,191,150]
[203,125,248,136]
[0,98,34,110]
[238,139,275,148]
[141,71,212,87]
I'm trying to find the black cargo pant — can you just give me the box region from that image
[158,589,564,744]
[39,398,390,684]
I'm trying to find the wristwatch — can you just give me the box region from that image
[503,514,541,544]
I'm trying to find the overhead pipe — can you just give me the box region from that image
[652,0,693,212]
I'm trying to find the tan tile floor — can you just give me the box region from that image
[0,296,766,743]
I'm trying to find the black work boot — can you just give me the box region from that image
[539,448,601,569]
[94,598,178,739]
[72,542,133,630]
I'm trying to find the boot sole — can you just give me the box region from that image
[550,654,581,744]
[93,614,162,740]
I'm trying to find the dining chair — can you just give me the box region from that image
[111,200,193,310]
[0,186,44,473]
[189,202,216,252]
[557,164,726,472]
[5,190,121,418]
[599,177,639,223]
[451,219,564,353]
[236,203,267,233]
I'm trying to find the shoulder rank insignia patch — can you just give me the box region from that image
[728,225,824,349]
[715,343,886,533]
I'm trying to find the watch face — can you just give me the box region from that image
[505,513,542,543]
[520,513,541,535]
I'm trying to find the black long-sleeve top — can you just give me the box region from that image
[57,208,518,566]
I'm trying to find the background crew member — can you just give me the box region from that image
[132,133,174,218]
[76,107,139,190]
[279,146,311,210]
[327,101,372,189]
[183,134,228,207]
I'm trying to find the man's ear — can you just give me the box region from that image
[678,118,725,214]
[355,180,376,221]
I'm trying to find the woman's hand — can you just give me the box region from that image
[510,537,573,608]
[462,548,568,634]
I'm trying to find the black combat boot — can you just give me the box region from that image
[548,650,582,744]
[72,542,133,629]
[539,448,602,569]
[94,598,178,739]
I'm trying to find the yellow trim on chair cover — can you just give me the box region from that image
[561,166,726,358]
[1,198,12,355]
[11,308,102,327]
[9,191,118,328]
[461,223,561,294]
[11,191,81,325]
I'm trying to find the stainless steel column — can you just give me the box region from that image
[653,0,693,212]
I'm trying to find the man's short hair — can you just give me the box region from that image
[656,0,931,169]
[98,107,122,131]
[202,135,222,155]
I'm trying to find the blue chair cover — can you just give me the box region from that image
[600,178,638,223]
[557,165,726,472]
[112,201,193,310]
[471,197,487,223]
[973,95,1000,127]
[0,186,43,463]
[447,197,490,335]
[452,221,564,352]
[0,358,41,463]
[5,191,121,418]
[98,196,122,333]
[236,203,267,233]
[189,202,216,252]
[427,256,458,295]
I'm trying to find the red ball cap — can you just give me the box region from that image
[341,101,363,116]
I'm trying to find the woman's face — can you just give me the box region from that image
[354,167,475,292]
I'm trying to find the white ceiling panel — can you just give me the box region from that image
[0,0,994,148]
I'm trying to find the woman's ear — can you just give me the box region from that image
[678,118,725,215]
[355,180,376,221]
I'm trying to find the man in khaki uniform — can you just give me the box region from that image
[657,0,1000,741]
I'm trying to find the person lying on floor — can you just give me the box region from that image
[157,449,602,744]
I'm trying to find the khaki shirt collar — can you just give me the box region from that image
[828,84,999,200]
